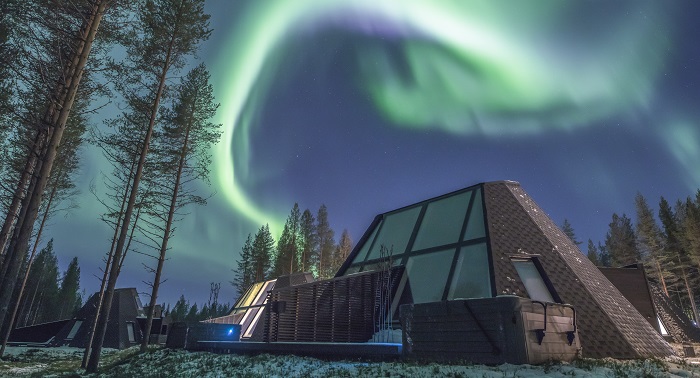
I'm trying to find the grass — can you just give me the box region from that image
[1,346,699,377]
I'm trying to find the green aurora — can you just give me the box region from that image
[210,0,690,235]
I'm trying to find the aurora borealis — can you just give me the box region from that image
[52,0,700,305]
[213,0,673,235]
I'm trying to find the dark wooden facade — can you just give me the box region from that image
[264,267,404,343]
[401,297,580,364]
[598,265,660,333]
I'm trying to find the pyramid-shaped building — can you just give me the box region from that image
[336,180,674,358]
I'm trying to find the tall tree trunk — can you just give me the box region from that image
[87,29,175,373]
[680,264,699,322]
[140,124,190,352]
[22,263,43,327]
[0,176,56,357]
[81,160,135,368]
[0,0,90,261]
[0,147,43,284]
[654,260,669,296]
[0,130,45,260]
[0,1,105,329]
[301,249,306,273]
[685,280,698,323]
[119,204,143,273]
[318,252,323,279]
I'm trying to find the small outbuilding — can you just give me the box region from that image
[10,287,168,349]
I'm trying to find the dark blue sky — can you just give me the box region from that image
[47,0,700,307]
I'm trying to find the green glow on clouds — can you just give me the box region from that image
[211,0,671,231]
[664,121,700,190]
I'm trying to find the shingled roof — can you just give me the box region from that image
[484,181,674,358]
[338,180,675,358]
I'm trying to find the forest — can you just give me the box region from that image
[232,203,353,297]
[565,191,700,325]
[0,0,221,372]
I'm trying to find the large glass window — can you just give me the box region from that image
[463,189,486,241]
[405,249,455,303]
[234,281,264,308]
[365,206,421,261]
[448,243,492,299]
[341,185,491,306]
[348,225,379,266]
[412,191,471,251]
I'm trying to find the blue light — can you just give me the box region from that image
[227,328,234,336]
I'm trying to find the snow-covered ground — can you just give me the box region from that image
[1,346,699,377]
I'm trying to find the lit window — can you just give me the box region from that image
[657,317,669,336]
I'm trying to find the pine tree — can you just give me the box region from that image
[598,242,611,267]
[251,224,274,282]
[14,240,59,327]
[299,209,316,273]
[316,204,335,279]
[658,197,698,322]
[170,295,189,321]
[681,191,700,271]
[0,0,20,143]
[586,239,600,266]
[561,219,582,246]
[198,304,210,320]
[213,302,230,318]
[57,257,80,320]
[0,2,119,343]
[0,106,86,353]
[604,213,640,267]
[186,303,199,321]
[274,204,301,277]
[87,1,212,370]
[234,234,254,297]
[274,223,291,277]
[332,229,353,275]
[140,64,221,352]
[634,193,669,295]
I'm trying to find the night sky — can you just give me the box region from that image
[49,0,700,307]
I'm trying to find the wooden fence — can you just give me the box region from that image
[264,267,405,343]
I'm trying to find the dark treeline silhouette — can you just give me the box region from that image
[166,296,230,322]
[232,204,353,297]
[563,189,700,327]
[163,282,230,322]
[0,239,82,330]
